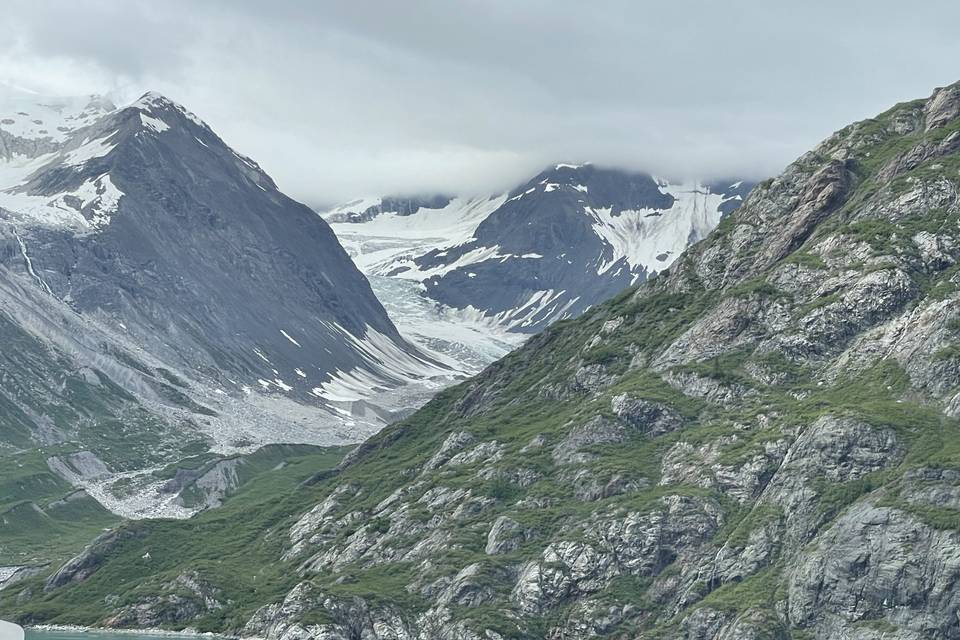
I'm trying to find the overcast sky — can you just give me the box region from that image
[3,1,960,205]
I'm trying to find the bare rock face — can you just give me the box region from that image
[925,83,960,131]
[485,516,528,555]
[610,394,684,434]
[788,502,960,639]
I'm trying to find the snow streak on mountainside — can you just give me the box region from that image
[0,85,459,520]
[324,167,752,369]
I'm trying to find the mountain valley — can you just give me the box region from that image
[7,79,960,640]
[322,168,751,372]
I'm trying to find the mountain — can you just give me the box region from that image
[3,91,448,400]
[14,82,960,638]
[408,166,750,332]
[323,167,751,374]
[0,87,454,547]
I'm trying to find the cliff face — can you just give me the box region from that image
[13,83,960,639]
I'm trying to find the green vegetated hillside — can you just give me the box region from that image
[6,82,960,639]
[0,311,201,568]
[0,444,348,626]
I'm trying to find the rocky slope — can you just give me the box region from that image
[8,82,960,638]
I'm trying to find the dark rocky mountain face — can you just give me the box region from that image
[327,165,752,338]
[409,165,751,331]
[16,84,960,639]
[14,93,413,391]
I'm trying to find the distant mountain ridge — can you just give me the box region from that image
[324,164,752,336]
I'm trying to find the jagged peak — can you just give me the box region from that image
[128,91,207,130]
[924,81,960,131]
[131,90,178,110]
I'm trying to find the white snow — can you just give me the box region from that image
[140,112,170,133]
[0,84,113,144]
[0,87,131,231]
[280,329,302,347]
[312,321,459,404]
[396,244,506,281]
[133,91,207,129]
[498,288,580,330]
[363,275,524,374]
[586,180,725,281]
[63,133,118,167]
[0,172,125,230]
[324,196,383,219]
[325,195,506,276]
[77,174,124,228]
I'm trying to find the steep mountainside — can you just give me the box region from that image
[0,88,453,557]
[2,91,448,406]
[9,82,960,638]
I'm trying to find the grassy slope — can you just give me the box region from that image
[4,445,349,630]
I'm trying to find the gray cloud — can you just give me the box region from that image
[4,0,960,204]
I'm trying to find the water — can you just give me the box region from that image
[26,631,213,640]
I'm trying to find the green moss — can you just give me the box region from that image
[784,251,828,270]
[814,471,892,520]
[728,277,791,300]
[3,445,349,630]
[368,516,391,534]
[693,568,782,614]
[855,618,899,633]
[933,345,960,362]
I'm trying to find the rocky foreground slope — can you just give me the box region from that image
[7,82,960,638]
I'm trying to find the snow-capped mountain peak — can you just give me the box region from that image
[0,90,282,231]
[324,165,755,352]
[131,91,211,133]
